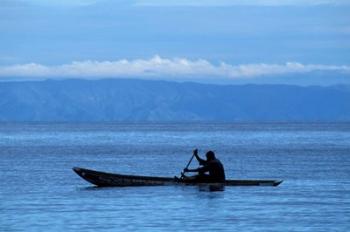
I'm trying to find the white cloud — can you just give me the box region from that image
[0,56,349,80]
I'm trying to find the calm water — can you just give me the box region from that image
[1,123,350,231]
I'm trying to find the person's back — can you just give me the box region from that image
[206,158,225,182]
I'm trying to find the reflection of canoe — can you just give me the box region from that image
[73,167,283,187]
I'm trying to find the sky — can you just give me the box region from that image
[1,0,350,84]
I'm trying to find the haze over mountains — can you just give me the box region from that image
[0,79,349,122]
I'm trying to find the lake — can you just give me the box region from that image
[1,123,350,231]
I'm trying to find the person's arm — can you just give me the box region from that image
[193,149,207,165]
[184,165,209,173]
[183,168,199,173]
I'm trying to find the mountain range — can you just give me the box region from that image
[0,79,349,122]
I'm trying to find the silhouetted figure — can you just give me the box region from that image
[183,149,226,183]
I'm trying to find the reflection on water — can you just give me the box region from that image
[1,123,350,231]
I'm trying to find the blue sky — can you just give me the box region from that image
[0,0,349,84]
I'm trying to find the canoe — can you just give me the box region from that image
[73,167,283,187]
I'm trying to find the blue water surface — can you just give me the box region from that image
[1,123,350,231]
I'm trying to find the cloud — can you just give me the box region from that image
[0,56,349,81]
[135,0,350,6]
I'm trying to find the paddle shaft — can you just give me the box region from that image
[180,152,196,178]
[184,153,195,170]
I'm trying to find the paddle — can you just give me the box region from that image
[180,149,197,178]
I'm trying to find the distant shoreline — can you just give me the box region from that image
[0,79,349,122]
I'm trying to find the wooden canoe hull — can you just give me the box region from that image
[73,167,283,187]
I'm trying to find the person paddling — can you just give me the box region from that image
[183,149,226,183]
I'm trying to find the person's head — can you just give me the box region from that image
[206,150,216,161]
